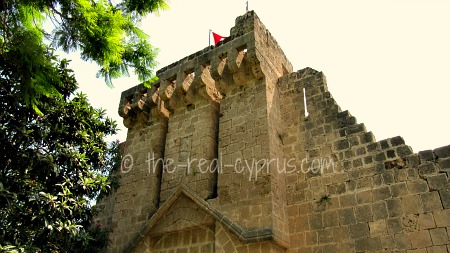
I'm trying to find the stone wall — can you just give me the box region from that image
[278,68,450,252]
[95,10,449,253]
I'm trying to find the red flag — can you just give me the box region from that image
[212,32,227,46]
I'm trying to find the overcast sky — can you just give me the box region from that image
[65,0,450,152]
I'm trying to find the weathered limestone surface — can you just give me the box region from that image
[95,11,450,253]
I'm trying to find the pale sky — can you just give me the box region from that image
[65,0,450,153]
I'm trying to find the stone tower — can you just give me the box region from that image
[96,11,450,253]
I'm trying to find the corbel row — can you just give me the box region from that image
[158,36,262,109]
[119,33,264,128]
[118,85,168,128]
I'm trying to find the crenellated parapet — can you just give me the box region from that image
[119,11,293,127]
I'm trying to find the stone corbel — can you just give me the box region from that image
[132,91,150,125]
[169,70,196,110]
[118,98,131,119]
[245,47,263,80]
[146,86,169,120]
[159,78,176,112]
[118,98,133,128]
[190,64,221,103]
[227,46,248,86]
[210,53,233,95]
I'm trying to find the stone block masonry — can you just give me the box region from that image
[95,10,450,253]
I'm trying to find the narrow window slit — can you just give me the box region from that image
[303,87,309,117]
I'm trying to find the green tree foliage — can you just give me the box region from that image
[96,139,123,201]
[0,52,118,251]
[0,0,168,113]
[0,0,167,251]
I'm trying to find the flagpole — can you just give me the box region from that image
[209,29,211,47]
[246,1,248,13]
